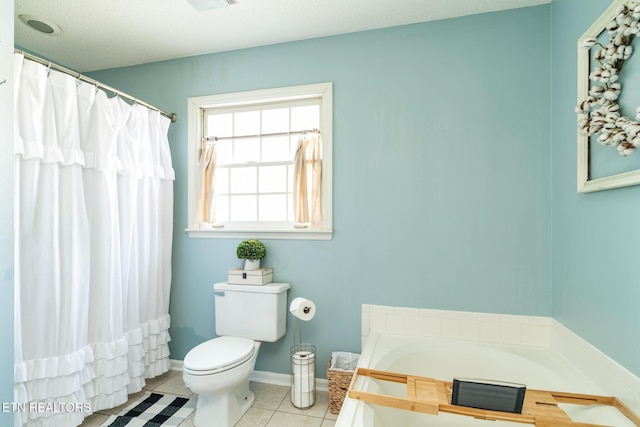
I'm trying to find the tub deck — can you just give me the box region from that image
[336,332,640,427]
[347,367,640,426]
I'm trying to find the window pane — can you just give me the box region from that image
[291,105,320,131]
[207,113,233,138]
[234,111,260,136]
[262,108,289,134]
[290,136,300,159]
[216,140,232,165]
[216,168,230,194]
[259,165,287,193]
[230,167,257,193]
[287,193,294,221]
[233,138,260,163]
[215,195,229,222]
[259,195,287,221]
[262,136,290,162]
[288,165,294,192]
[230,195,257,221]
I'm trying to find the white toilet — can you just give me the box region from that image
[183,282,290,427]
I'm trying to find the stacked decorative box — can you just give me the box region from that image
[227,267,273,285]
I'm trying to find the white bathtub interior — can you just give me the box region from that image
[338,329,638,427]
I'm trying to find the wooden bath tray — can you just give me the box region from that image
[347,368,640,426]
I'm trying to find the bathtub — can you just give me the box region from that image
[336,332,636,426]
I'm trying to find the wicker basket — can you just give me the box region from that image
[327,357,355,415]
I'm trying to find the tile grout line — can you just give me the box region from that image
[84,371,336,427]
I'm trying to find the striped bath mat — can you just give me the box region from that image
[100,393,196,427]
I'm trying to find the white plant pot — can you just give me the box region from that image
[243,259,260,271]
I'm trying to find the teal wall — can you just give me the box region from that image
[1,0,15,421]
[90,5,552,377]
[551,0,640,378]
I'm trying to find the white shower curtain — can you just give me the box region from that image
[13,53,175,427]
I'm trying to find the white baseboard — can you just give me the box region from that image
[169,360,328,392]
[250,369,329,392]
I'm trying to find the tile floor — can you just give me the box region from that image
[80,369,338,427]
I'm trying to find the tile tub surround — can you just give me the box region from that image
[361,305,553,347]
[361,304,640,416]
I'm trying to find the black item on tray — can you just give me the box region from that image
[451,378,526,414]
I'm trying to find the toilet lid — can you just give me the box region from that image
[184,336,255,372]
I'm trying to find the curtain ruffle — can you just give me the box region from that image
[14,139,87,167]
[14,315,172,426]
[14,347,94,385]
[13,346,95,427]
[125,315,172,394]
[14,403,90,427]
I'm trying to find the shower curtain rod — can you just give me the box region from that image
[14,49,178,123]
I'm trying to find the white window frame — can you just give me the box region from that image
[186,82,333,240]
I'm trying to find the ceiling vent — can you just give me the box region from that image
[18,15,62,35]
[186,0,236,11]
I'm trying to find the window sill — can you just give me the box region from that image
[185,228,333,241]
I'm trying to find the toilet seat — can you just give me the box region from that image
[184,336,255,375]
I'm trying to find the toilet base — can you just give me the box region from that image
[193,384,255,427]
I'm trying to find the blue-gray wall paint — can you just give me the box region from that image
[551,0,640,378]
[1,0,15,419]
[89,5,552,377]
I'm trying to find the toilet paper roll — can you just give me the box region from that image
[289,297,316,321]
[291,386,315,408]
[292,351,315,393]
[293,373,315,390]
[292,350,315,362]
[292,349,315,392]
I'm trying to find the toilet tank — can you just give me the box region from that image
[213,282,290,342]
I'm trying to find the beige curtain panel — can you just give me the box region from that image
[197,142,217,225]
[293,135,323,227]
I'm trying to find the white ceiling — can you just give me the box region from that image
[15,0,551,73]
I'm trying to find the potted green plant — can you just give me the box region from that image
[236,239,266,270]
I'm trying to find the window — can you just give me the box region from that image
[187,83,333,240]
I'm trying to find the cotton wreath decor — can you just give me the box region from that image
[576,1,640,156]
